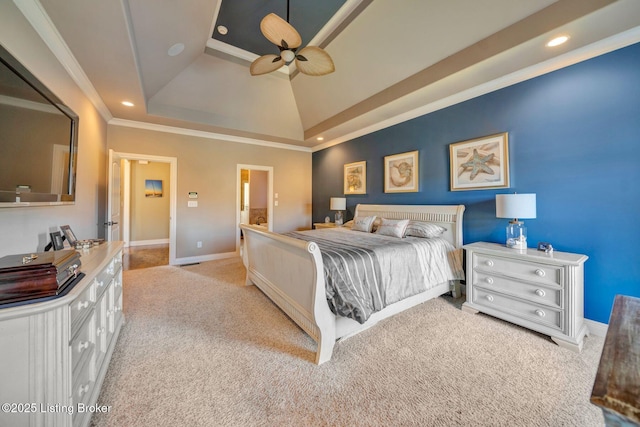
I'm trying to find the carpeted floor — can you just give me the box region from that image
[90,257,605,427]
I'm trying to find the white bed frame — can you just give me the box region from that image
[240,204,465,364]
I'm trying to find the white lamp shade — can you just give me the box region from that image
[496,194,536,219]
[330,197,346,210]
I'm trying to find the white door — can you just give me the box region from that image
[106,149,121,241]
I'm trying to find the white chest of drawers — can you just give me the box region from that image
[0,242,124,427]
[462,242,589,352]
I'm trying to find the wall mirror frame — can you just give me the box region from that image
[0,43,79,207]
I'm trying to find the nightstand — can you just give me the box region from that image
[313,222,338,229]
[462,242,589,352]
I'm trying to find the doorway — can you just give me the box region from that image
[236,164,273,253]
[108,150,178,265]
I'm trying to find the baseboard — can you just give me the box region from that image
[174,251,237,266]
[460,284,608,338]
[129,239,169,247]
[585,319,608,338]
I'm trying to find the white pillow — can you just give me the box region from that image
[375,218,409,238]
[404,221,446,238]
[351,216,377,233]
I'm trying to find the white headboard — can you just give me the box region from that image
[353,204,465,248]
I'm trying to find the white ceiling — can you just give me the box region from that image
[25,0,640,151]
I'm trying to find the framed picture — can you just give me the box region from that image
[60,225,78,247]
[384,150,419,193]
[145,179,163,197]
[449,132,510,191]
[49,231,64,251]
[344,161,366,195]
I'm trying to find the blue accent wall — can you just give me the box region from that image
[312,42,640,324]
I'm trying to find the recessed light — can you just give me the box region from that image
[547,36,569,47]
[316,137,324,141]
[122,101,134,107]
[217,25,228,35]
[168,43,185,57]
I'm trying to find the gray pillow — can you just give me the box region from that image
[404,221,446,238]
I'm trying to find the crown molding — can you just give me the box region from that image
[109,118,312,152]
[13,0,112,122]
[313,26,640,152]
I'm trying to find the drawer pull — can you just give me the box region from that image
[486,295,494,302]
[78,383,90,397]
[485,277,494,285]
[535,289,546,297]
[96,279,104,288]
[96,327,105,336]
[535,309,546,317]
[77,341,89,353]
[114,306,122,313]
[77,300,89,311]
[535,269,545,277]
[485,260,494,267]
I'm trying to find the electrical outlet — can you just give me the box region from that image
[196,241,202,248]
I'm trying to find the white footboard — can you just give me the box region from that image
[240,224,337,364]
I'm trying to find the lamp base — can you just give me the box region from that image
[335,211,343,226]
[506,221,527,250]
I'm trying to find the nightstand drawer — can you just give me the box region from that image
[473,288,563,331]
[473,272,563,309]
[473,253,562,286]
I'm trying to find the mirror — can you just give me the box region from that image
[0,44,79,206]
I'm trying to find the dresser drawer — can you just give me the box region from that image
[94,269,113,298]
[72,354,95,425]
[70,312,95,371]
[70,282,95,334]
[473,272,563,309]
[473,287,563,331]
[473,253,562,286]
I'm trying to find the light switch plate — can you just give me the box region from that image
[188,201,198,207]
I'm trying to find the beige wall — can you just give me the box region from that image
[0,1,107,257]
[130,161,170,242]
[107,125,312,259]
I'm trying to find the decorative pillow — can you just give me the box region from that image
[375,218,409,238]
[371,217,382,232]
[404,221,446,238]
[351,216,377,232]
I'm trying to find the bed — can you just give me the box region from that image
[240,204,465,364]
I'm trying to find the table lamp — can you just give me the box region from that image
[496,193,536,250]
[330,197,346,225]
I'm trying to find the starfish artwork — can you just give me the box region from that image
[460,149,495,180]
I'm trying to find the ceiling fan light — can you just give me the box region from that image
[281,50,295,63]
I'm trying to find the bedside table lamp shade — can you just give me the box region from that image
[496,193,536,250]
[330,197,346,225]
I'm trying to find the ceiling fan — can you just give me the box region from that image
[250,1,335,77]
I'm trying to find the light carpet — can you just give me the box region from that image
[91,257,605,427]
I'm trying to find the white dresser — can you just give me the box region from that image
[0,242,124,427]
[462,242,589,352]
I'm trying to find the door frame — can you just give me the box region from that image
[109,150,178,265]
[236,164,273,254]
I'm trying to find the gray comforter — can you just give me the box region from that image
[285,228,464,324]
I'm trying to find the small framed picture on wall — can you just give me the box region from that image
[449,132,510,191]
[344,161,366,195]
[384,150,419,193]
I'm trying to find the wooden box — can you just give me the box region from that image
[0,249,81,305]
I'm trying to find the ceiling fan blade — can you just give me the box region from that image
[250,54,285,76]
[294,46,335,76]
[260,13,302,49]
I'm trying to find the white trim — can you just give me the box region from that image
[313,26,640,152]
[108,118,311,152]
[13,0,112,122]
[585,319,608,338]
[111,151,178,265]
[129,239,170,247]
[122,159,131,247]
[236,164,274,255]
[175,251,237,266]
